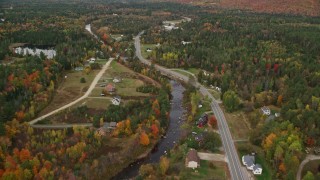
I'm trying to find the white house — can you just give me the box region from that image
[181,41,192,45]
[261,106,271,116]
[253,164,263,175]
[242,155,255,170]
[89,57,96,63]
[242,155,263,175]
[146,48,152,52]
[185,149,200,169]
[113,77,122,83]
[111,96,121,106]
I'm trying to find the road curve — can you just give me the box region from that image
[297,155,320,180]
[29,59,113,125]
[135,32,248,180]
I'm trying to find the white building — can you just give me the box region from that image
[261,106,271,116]
[253,164,263,175]
[111,96,121,106]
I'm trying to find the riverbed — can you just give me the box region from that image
[112,80,186,179]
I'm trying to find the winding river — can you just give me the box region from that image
[84,24,187,179]
[112,80,186,179]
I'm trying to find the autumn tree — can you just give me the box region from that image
[140,132,150,146]
[223,90,240,112]
[150,124,159,138]
[19,148,31,162]
[159,156,169,175]
[208,115,217,128]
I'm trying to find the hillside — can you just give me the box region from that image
[163,0,320,16]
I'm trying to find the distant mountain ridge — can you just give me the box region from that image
[162,0,320,16]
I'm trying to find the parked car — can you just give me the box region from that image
[100,93,105,96]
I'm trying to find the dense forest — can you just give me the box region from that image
[142,11,320,178]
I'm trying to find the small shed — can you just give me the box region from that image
[105,83,115,93]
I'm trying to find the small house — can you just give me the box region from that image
[253,164,263,175]
[185,149,200,169]
[111,96,121,106]
[105,83,115,94]
[109,122,117,129]
[146,48,152,52]
[113,77,122,83]
[181,41,191,45]
[96,127,106,136]
[89,57,96,63]
[261,106,271,116]
[242,155,255,170]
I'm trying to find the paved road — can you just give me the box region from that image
[135,32,248,180]
[297,155,320,180]
[29,59,113,125]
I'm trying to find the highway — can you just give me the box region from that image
[135,31,248,180]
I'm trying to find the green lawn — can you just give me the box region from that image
[207,89,221,100]
[141,44,157,59]
[173,69,191,78]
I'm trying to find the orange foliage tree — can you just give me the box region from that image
[140,132,150,146]
[19,148,31,162]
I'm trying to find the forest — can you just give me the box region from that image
[141,10,320,179]
[1,0,320,179]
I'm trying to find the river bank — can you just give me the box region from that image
[112,80,186,179]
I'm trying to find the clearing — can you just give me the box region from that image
[38,69,100,116]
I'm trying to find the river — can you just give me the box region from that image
[112,80,186,179]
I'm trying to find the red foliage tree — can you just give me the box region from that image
[150,124,159,138]
[208,115,218,128]
[19,148,31,162]
[306,137,315,147]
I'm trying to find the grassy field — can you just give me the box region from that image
[38,69,100,116]
[141,44,157,59]
[173,69,191,78]
[222,107,251,140]
[301,159,320,178]
[180,160,228,179]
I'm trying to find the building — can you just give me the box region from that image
[242,155,255,170]
[146,48,152,52]
[253,164,263,175]
[111,96,121,106]
[105,83,115,94]
[181,41,192,45]
[88,57,96,63]
[113,77,122,83]
[242,154,263,175]
[109,122,117,129]
[261,106,271,116]
[185,149,200,169]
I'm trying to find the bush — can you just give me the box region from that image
[80,77,86,83]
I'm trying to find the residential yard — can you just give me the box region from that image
[38,69,100,116]
[91,61,153,98]
[179,160,228,180]
[301,159,320,178]
[237,143,273,180]
[221,107,251,140]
